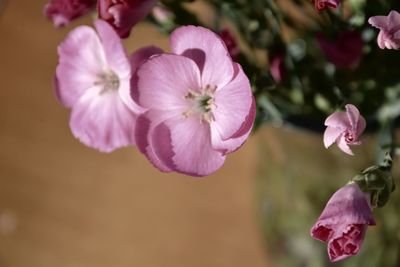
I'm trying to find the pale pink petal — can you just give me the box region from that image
[388,10,400,29]
[336,136,354,155]
[368,16,389,29]
[130,46,164,106]
[69,88,137,152]
[136,54,201,111]
[323,126,343,148]
[212,64,253,140]
[211,97,256,154]
[345,104,360,131]
[152,116,226,176]
[325,111,350,129]
[170,26,234,88]
[356,116,366,137]
[377,31,387,49]
[56,26,106,107]
[94,19,130,79]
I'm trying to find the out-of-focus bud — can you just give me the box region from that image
[219,29,240,60]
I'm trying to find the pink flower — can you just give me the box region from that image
[312,0,339,11]
[98,0,158,38]
[44,0,96,27]
[269,53,285,83]
[55,19,159,152]
[368,11,400,50]
[135,26,256,176]
[310,183,376,262]
[316,31,363,69]
[219,29,240,60]
[323,104,366,155]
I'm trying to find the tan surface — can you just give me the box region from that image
[0,1,268,267]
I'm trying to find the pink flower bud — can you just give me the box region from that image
[369,11,400,50]
[323,104,366,155]
[312,0,339,11]
[44,0,96,27]
[316,31,363,69]
[310,184,376,262]
[269,53,285,83]
[98,0,158,38]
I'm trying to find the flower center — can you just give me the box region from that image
[183,84,217,123]
[95,70,120,94]
[344,131,355,143]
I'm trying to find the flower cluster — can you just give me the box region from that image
[54,18,255,176]
[45,0,399,264]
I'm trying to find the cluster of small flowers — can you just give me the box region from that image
[309,1,400,263]
[46,1,255,177]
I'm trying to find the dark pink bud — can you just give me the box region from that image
[312,0,340,11]
[44,0,96,27]
[98,0,158,38]
[317,31,363,69]
[269,53,285,83]
[310,184,376,262]
[219,29,240,60]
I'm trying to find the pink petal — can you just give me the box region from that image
[94,19,130,79]
[69,88,137,152]
[152,116,226,176]
[212,64,253,140]
[336,136,354,155]
[325,111,350,129]
[56,25,106,107]
[135,114,173,172]
[130,46,164,106]
[345,104,360,131]
[356,115,366,137]
[170,26,234,88]
[377,31,387,49]
[388,10,400,29]
[368,16,389,29]
[211,97,256,154]
[323,126,343,148]
[136,54,201,112]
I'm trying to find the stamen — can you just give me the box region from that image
[95,70,120,94]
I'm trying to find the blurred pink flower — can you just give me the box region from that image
[312,0,339,11]
[317,31,363,69]
[323,104,366,155]
[44,0,96,27]
[311,183,375,262]
[269,53,285,83]
[98,0,158,38]
[55,20,158,152]
[219,29,240,59]
[135,26,256,176]
[368,10,400,49]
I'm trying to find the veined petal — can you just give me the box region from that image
[152,116,226,176]
[136,54,201,112]
[212,64,253,140]
[211,97,256,154]
[69,87,137,152]
[135,114,173,172]
[345,104,360,131]
[56,25,106,107]
[129,46,164,107]
[94,19,130,79]
[170,25,234,88]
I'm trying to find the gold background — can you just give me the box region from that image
[0,1,269,266]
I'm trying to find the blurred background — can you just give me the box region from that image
[0,1,271,266]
